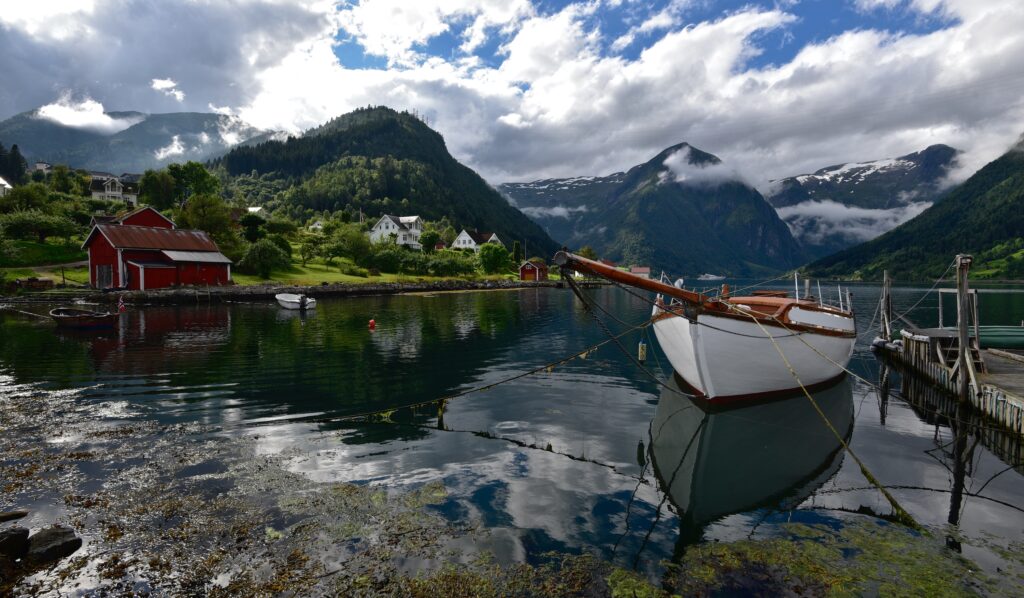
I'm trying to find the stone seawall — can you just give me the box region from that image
[1,279,563,305]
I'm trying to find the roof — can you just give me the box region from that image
[115,206,175,227]
[630,266,652,273]
[376,214,422,231]
[162,250,232,264]
[520,261,548,270]
[127,260,175,269]
[0,176,10,189]
[89,215,118,226]
[85,224,220,252]
[465,230,497,245]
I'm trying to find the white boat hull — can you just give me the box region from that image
[652,306,855,400]
[275,294,317,310]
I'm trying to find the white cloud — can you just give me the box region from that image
[519,205,589,218]
[0,0,96,39]
[154,135,185,160]
[151,78,185,102]
[4,0,1024,192]
[35,93,143,134]
[663,146,747,186]
[776,199,932,244]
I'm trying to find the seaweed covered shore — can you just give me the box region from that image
[2,371,1021,596]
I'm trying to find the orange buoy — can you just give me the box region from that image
[369,318,376,330]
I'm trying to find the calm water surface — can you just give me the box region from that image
[1,284,1022,580]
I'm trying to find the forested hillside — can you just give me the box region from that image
[214,107,558,256]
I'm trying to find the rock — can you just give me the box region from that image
[0,527,29,560]
[26,526,82,564]
[0,511,28,523]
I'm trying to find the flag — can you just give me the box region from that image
[118,295,126,313]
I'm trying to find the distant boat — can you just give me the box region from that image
[697,273,726,281]
[276,293,316,310]
[49,307,118,329]
[554,251,856,401]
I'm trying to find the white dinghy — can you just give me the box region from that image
[275,293,317,310]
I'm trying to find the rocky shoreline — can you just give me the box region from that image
[0,279,566,305]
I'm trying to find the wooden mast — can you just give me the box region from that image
[553,251,708,306]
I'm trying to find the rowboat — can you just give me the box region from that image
[553,251,856,401]
[651,374,852,536]
[275,293,316,310]
[49,307,119,329]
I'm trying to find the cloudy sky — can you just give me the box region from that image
[2,0,1024,185]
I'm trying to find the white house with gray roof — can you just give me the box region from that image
[368,215,424,249]
[0,176,11,197]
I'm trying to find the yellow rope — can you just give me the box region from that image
[721,302,921,529]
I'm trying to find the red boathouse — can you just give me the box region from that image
[518,260,549,281]
[83,207,232,290]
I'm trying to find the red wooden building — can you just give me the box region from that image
[518,260,548,281]
[83,207,232,290]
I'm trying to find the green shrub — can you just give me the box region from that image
[426,250,477,277]
[267,234,293,258]
[239,239,291,278]
[340,263,369,277]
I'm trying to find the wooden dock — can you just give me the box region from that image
[874,257,1024,436]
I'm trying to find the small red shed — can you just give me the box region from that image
[82,207,232,290]
[519,260,548,281]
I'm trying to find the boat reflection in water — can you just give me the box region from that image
[650,372,854,543]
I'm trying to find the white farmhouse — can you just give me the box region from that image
[369,215,423,249]
[309,220,324,232]
[452,230,504,252]
[90,177,139,207]
[0,176,11,197]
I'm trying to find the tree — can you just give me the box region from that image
[328,224,372,265]
[265,218,297,236]
[419,229,440,253]
[167,161,220,201]
[49,165,75,194]
[0,183,49,213]
[299,233,325,265]
[139,169,178,210]
[439,225,457,245]
[239,213,267,243]
[511,240,523,264]
[577,245,598,260]
[179,194,233,242]
[239,238,290,278]
[3,145,28,186]
[0,210,77,243]
[478,243,512,274]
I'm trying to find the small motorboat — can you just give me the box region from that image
[276,293,316,310]
[49,307,118,329]
[697,273,726,281]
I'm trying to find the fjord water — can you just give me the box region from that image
[1,285,1022,579]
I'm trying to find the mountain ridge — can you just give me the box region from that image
[0,109,272,173]
[501,142,806,275]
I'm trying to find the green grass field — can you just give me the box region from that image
[0,240,87,268]
[232,255,523,286]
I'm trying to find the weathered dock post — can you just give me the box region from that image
[881,270,892,340]
[956,254,973,401]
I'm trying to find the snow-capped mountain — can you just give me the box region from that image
[500,142,805,276]
[765,144,959,258]
[0,108,278,174]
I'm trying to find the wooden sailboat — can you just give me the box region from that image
[553,251,856,401]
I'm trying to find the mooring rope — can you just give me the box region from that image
[720,301,921,528]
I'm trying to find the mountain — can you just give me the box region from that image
[804,138,1024,281]
[765,144,959,259]
[500,143,806,276]
[0,109,273,173]
[213,106,559,256]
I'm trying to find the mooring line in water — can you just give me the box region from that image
[814,484,1024,514]
[0,305,50,319]
[326,311,663,425]
[721,302,921,529]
